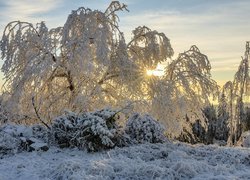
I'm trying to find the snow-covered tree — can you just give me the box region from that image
[0,2,129,121]
[215,92,229,141]
[232,43,250,142]
[222,81,234,145]
[223,42,250,145]
[0,1,218,139]
[0,2,173,123]
[151,46,218,136]
[202,105,217,144]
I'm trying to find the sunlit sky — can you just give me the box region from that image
[0,0,250,86]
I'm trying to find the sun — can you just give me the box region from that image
[146,64,165,77]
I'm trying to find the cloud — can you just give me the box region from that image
[212,66,238,72]
[0,0,64,31]
[1,0,63,18]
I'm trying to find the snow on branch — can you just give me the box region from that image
[128,26,174,69]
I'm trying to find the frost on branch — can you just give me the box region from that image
[125,113,166,143]
[0,1,217,140]
[0,2,132,122]
[151,46,218,136]
[166,45,217,103]
[123,26,174,111]
[0,21,62,121]
[223,42,250,145]
[52,108,125,152]
[128,26,174,69]
[0,1,177,128]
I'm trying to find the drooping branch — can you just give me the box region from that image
[166,45,218,101]
[105,1,129,19]
[127,26,174,69]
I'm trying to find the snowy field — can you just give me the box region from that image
[1,142,250,180]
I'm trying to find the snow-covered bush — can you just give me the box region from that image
[237,131,250,147]
[177,112,209,144]
[242,107,250,131]
[52,108,126,152]
[0,124,48,141]
[0,132,20,156]
[125,113,166,144]
[0,124,49,156]
[0,97,8,125]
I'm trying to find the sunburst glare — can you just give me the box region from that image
[146,64,165,76]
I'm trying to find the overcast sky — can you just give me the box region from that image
[0,0,250,86]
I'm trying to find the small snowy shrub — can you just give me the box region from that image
[0,124,49,155]
[125,113,166,143]
[31,125,49,142]
[0,124,48,141]
[0,102,8,125]
[238,131,250,147]
[178,119,206,144]
[49,160,83,180]
[52,108,125,152]
[0,132,20,156]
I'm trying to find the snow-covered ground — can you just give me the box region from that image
[0,142,250,180]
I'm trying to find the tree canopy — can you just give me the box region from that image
[0,1,217,136]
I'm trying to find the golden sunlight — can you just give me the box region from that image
[146,64,165,77]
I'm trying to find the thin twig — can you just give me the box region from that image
[32,96,51,129]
